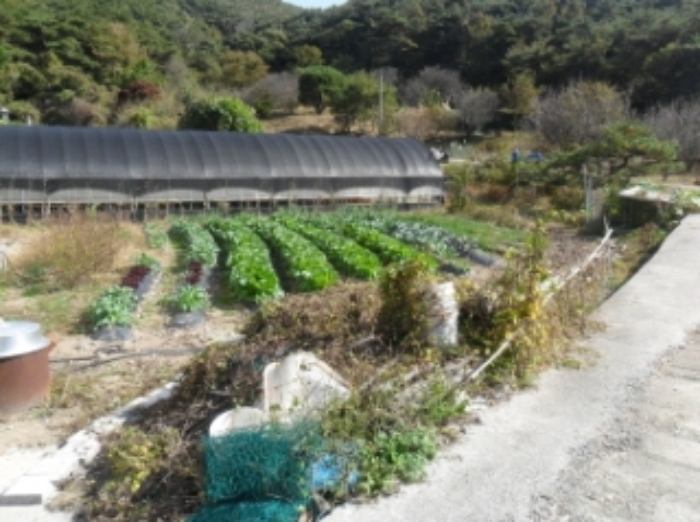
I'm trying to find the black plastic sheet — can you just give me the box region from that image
[0,127,444,204]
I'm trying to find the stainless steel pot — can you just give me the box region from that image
[0,320,50,358]
[0,319,53,415]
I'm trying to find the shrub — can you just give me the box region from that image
[526,81,629,148]
[178,97,262,133]
[330,71,399,132]
[117,80,161,105]
[474,184,511,204]
[6,100,40,124]
[43,98,106,127]
[115,105,154,129]
[399,67,463,107]
[376,260,431,351]
[550,186,585,211]
[456,88,500,134]
[395,107,448,140]
[298,65,346,114]
[357,428,437,495]
[645,98,700,172]
[217,50,268,89]
[241,72,300,115]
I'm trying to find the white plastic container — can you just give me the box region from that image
[208,407,267,437]
[263,352,350,420]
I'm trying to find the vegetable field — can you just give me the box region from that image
[166,210,490,304]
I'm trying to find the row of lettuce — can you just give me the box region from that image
[87,211,477,331]
[207,211,471,304]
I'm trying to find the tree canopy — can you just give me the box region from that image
[2,0,700,124]
[178,97,262,132]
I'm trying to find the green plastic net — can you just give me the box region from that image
[189,501,305,522]
[189,421,325,522]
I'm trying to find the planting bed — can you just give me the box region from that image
[166,223,218,327]
[207,218,283,303]
[89,256,161,341]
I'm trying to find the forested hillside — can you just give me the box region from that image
[0,0,699,126]
[283,0,700,109]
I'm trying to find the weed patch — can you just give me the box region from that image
[610,222,668,290]
[11,214,133,291]
[376,261,432,352]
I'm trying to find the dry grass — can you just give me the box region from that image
[1,217,155,335]
[453,201,531,231]
[12,213,140,291]
[262,108,339,135]
[69,281,402,521]
[473,131,543,157]
[0,222,24,241]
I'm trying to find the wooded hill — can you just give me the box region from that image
[1,0,699,125]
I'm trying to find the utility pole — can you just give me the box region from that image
[378,69,384,133]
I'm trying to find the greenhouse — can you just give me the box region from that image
[0,126,443,212]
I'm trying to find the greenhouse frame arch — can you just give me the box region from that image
[0,126,444,218]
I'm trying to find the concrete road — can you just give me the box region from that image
[326,215,700,522]
[533,332,700,521]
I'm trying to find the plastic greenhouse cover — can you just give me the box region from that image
[0,126,443,182]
